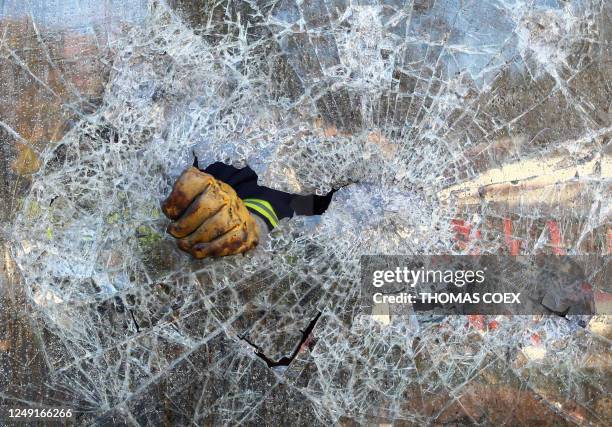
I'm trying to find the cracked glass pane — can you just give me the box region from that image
[1,0,610,425]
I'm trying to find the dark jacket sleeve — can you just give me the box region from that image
[202,162,294,229]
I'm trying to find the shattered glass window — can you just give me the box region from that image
[1,0,610,425]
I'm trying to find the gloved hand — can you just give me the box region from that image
[161,167,259,258]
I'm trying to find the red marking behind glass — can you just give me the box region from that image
[546,220,566,255]
[503,218,521,255]
[451,219,481,255]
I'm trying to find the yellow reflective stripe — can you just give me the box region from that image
[243,199,279,222]
[244,203,278,228]
[243,198,279,227]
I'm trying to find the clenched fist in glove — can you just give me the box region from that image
[161,167,260,258]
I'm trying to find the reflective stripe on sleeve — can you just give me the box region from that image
[243,198,279,228]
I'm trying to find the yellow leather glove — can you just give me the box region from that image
[161,167,259,258]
